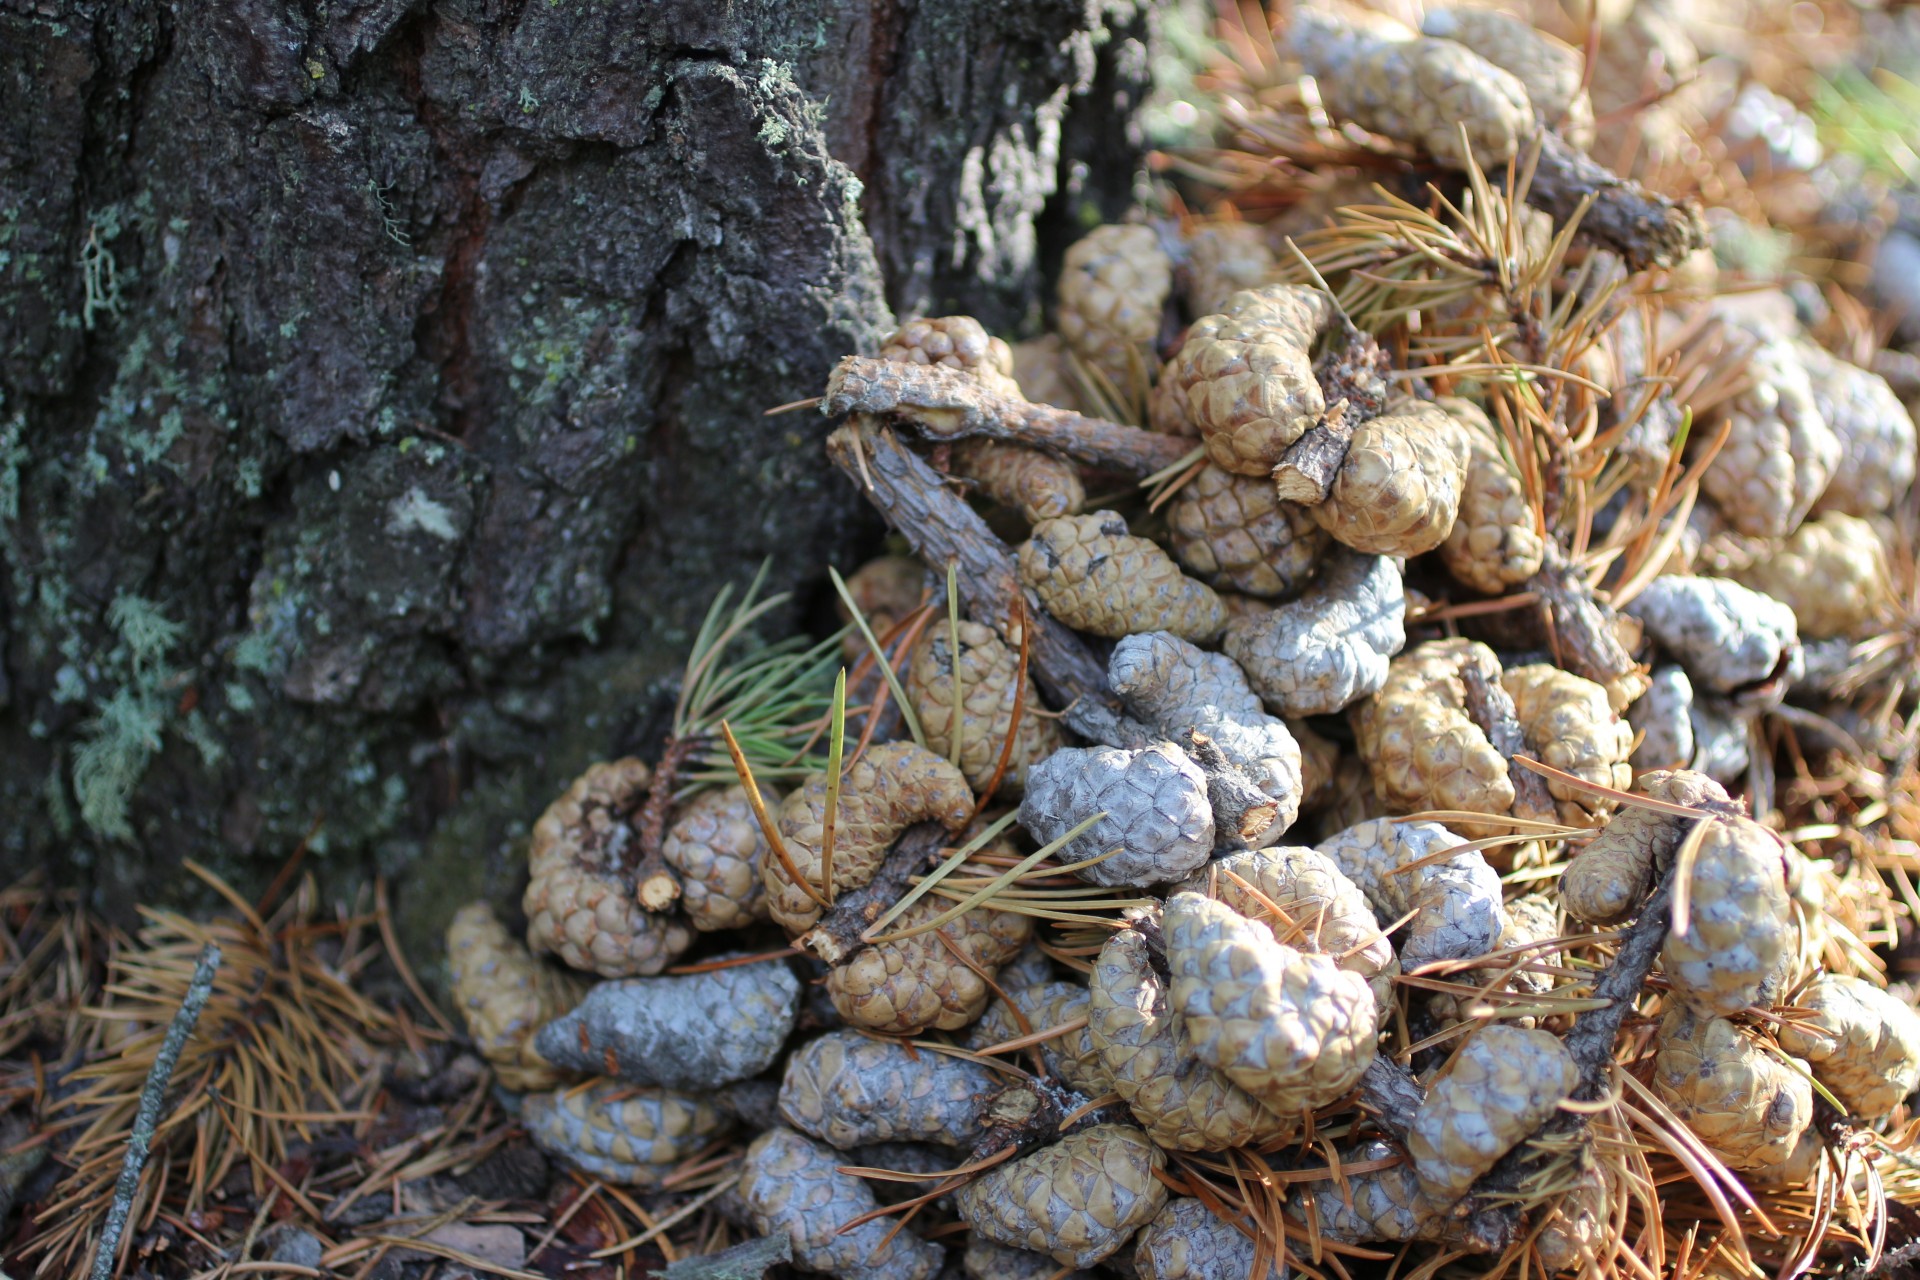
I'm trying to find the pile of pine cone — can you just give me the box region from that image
[444,2,1920,1277]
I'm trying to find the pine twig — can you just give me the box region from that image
[91,941,222,1280]
[1459,655,1557,824]
[1525,131,1708,272]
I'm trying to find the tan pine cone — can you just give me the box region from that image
[1087,921,1295,1151]
[1010,334,1083,412]
[1164,892,1377,1117]
[881,314,1018,391]
[1134,1197,1283,1279]
[1175,845,1398,1015]
[778,1028,996,1150]
[766,742,974,935]
[1289,9,1534,169]
[1661,815,1794,1017]
[838,553,926,663]
[524,759,694,978]
[523,1079,731,1187]
[905,618,1065,797]
[1292,717,1341,810]
[661,784,777,932]
[1502,663,1634,826]
[1290,1140,1466,1246]
[1558,770,1733,925]
[1166,463,1328,599]
[446,902,585,1091]
[1727,511,1890,641]
[1351,638,1515,832]
[1777,973,1920,1117]
[1147,360,1199,437]
[1169,284,1333,476]
[1312,397,1471,557]
[826,891,1031,1033]
[1439,408,1544,595]
[955,1124,1168,1268]
[968,979,1115,1098]
[1701,336,1841,539]
[1056,225,1173,394]
[950,439,1085,524]
[738,1126,944,1280]
[1652,1005,1812,1173]
[1421,8,1594,148]
[1181,222,1278,318]
[1317,817,1506,972]
[1407,1025,1578,1203]
[1800,340,1916,517]
[1018,512,1226,643]
[1533,1162,1612,1273]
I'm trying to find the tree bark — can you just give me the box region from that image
[0,0,1156,965]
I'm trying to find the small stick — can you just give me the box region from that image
[92,942,222,1280]
[1525,130,1708,273]
[1459,656,1557,824]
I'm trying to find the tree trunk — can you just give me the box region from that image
[0,0,1155,963]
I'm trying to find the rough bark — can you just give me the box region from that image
[0,0,1155,969]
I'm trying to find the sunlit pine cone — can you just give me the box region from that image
[1407,1025,1578,1203]
[1558,769,1733,925]
[1221,549,1406,718]
[1701,336,1841,539]
[1727,511,1890,641]
[765,742,974,935]
[1056,224,1173,395]
[905,618,1064,798]
[1163,892,1376,1118]
[446,902,585,1091]
[1421,7,1594,148]
[1018,512,1227,643]
[1439,407,1544,595]
[1661,815,1795,1017]
[660,784,777,932]
[1799,341,1916,517]
[1502,663,1634,826]
[827,891,1031,1033]
[779,1028,996,1150]
[1312,397,1471,557]
[1087,920,1295,1151]
[1182,222,1278,318]
[1651,1004,1812,1174]
[955,1124,1168,1268]
[1623,575,1802,700]
[1171,285,1333,477]
[1166,463,1328,599]
[523,1079,730,1186]
[524,759,694,978]
[737,1126,944,1280]
[1134,1197,1282,1279]
[1010,334,1083,412]
[1351,638,1516,834]
[1776,973,1920,1118]
[1316,817,1505,973]
[1628,667,1696,773]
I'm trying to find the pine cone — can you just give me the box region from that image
[1502,663,1634,825]
[1311,397,1471,557]
[1056,225,1173,394]
[1317,817,1506,972]
[1558,770,1733,925]
[1652,1005,1812,1173]
[1587,2,1696,119]
[766,742,974,935]
[1010,334,1083,412]
[1421,8,1594,148]
[955,1125,1168,1268]
[523,1079,731,1187]
[779,1028,996,1150]
[1352,638,1516,830]
[1018,512,1227,643]
[951,439,1086,524]
[446,902,585,1091]
[906,619,1065,798]
[1728,511,1890,641]
[1020,743,1215,887]
[881,315,1017,389]
[1148,361,1199,437]
[532,963,800,1089]
[1163,892,1377,1116]
[1776,973,1920,1117]
[1701,336,1840,538]
[1800,340,1916,517]
[1533,1163,1611,1272]
[662,785,777,932]
[838,553,927,663]
[1169,284,1332,476]
[1661,815,1794,1017]
[827,892,1031,1033]
[1134,1197,1283,1279]
[1439,407,1544,595]
[964,1238,1097,1280]
[1181,222,1278,318]
[1289,9,1534,169]
[1290,1140,1463,1245]
[1624,575,1802,701]
[1407,1025,1578,1203]
[1087,920,1295,1151]
[1166,463,1328,599]
[1223,550,1407,717]
[524,759,694,978]
[1628,667,1696,773]
[737,1126,945,1280]
[968,979,1114,1098]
